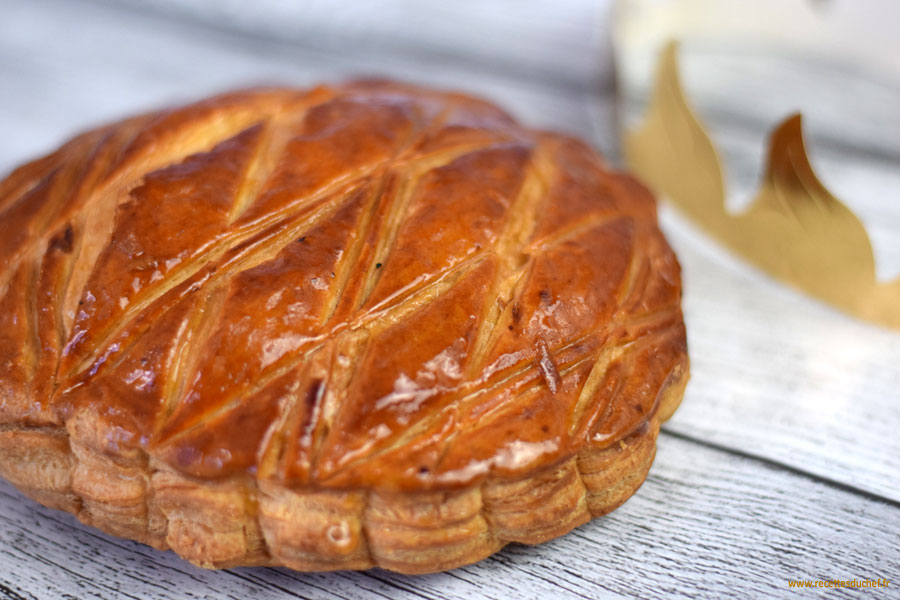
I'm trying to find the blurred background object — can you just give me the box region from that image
[616,0,900,280]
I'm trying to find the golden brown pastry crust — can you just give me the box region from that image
[0,81,688,573]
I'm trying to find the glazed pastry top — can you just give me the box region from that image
[0,81,687,490]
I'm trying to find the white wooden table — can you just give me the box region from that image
[1,1,898,598]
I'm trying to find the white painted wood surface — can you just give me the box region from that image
[0,0,614,174]
[1,0,898,598]
[3,435,898,599]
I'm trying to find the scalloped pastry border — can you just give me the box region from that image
[0,366,686,575]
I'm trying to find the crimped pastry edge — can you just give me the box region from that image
[0,364,686,575]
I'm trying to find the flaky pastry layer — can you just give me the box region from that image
[0,367,684,573]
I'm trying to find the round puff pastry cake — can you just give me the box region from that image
[0,81,688,574]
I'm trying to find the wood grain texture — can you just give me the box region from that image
[660,203,900,502]
[1,0,899,597]
[95,0,610,93]
[0,0,615,177]
[2,435,897,599]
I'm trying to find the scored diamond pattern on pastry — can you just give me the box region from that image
[0,81,687,490]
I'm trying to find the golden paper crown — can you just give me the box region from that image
[623,41,900,331]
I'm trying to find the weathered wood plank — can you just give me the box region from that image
[621,44,900,162]
[1,435,897,599]
[96,0,610,92]
[0,0,615,176]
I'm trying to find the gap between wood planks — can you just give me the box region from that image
[0,581,33,600]
[684,106,900,167]
[660,428,900,509]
